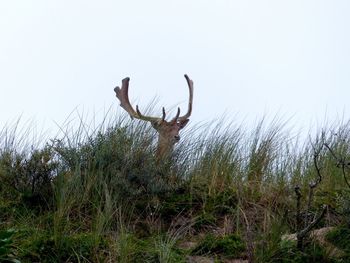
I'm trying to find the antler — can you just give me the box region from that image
[115,74,193,124]
[114,77,163,122]
[169,74,193,123]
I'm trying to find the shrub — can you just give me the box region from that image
[0,147,58,210]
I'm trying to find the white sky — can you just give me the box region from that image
[1,1,349,136]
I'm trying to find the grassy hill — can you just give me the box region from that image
[1,115,350,262]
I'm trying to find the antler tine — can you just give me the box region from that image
[170,107,181,124]
[162,107,166,122]
[114,77,137,119]
[114,77,161,122]
[177,74,193,122]
[136,104,164,123]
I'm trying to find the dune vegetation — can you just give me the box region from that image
[1,112,350,262]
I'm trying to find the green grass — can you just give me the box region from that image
[1,112,350,262]
[192,233,245,258]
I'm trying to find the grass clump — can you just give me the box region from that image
[275,241,335,263]
[18,231,104,263]
[327,226,350,254]
[0,229,19,263]
[192,233,245,258]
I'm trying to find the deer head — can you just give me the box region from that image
[114,74,193,158]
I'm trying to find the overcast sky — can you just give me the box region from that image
[1,1,349,137]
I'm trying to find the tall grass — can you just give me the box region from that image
[1,111,350,262]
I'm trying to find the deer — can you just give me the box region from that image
[114,74,193,159]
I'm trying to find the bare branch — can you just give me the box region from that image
[297,205,327,241]
[324,142,350,188]
[311,141,324,186]
[341,163,350,188]
[294,186,302,230]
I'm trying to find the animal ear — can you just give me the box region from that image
[179,119,190,129]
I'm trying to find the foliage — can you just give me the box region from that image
[192,233,245,258]
[0,229,20,263]
[326,226,350,255]
[16,228,106,263]
[1,114,350,261]
[272,241,336,263]
[0,146,58,210]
